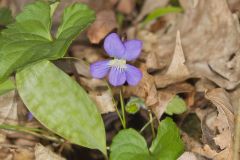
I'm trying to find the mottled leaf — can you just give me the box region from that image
[16,60,106,155]
[0,1,95,82]
[0,79,15,96]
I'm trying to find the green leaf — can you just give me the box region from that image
[0,1,95,82]
[143,6,182,25]
[149,117,184,160]
[110,129,150,160]
[0,78,15,96]
[0,7,14,26]
[165,95,187,115]
[125,97,145,114]
[16,60,106,155]
[110,118,184,160]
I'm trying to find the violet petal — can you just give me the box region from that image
[90,60,110,78]
[108,67,126,86]
[104,33,125,58]
[126,64,142,86]
[123,40,142,61]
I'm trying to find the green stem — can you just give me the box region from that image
[140,115,157,134]
[106,83,125,129]
[140,121,152,133]
[149,110,156,138]
[120,89,126,129]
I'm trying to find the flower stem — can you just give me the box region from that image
[120,89,126,129]
[106,83,125,129]
[140,112,157,134]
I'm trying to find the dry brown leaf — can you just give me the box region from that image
[74,60,91,78]
[123,64,158,107]
[166,31,189,77]
[13,148,34,160]
[117,0,135,15]
[35,144,65,160]
[87,10,117,44]
[154,31,190,88]
[204,88,234,160]
[177,152,198,160]
[0,91,18,125]
[89,90,115,114]
[179,0,199,10]
[139,0,240,90]
[150,91,174,119]
[205,88,234,131]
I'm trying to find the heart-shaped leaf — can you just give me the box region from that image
[110,117,184,160]
[0,1,95,82]
[165,95,187,115]
[16,60,106,155]
[150,118,184,160]
[110,129,150,160]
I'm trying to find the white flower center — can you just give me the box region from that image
[108,59,127,70]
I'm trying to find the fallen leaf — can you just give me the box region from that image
[177,152,198,160]
[87,10,117,44]
[154,31,190,88]
[117,0,135,15]
[35,144,65,160]
[0,91,18,125]
[13,148,34,160]
[204,88,234,160]
[123,64,158,107]
[139,0,240,90]
[89,90,115,114]
[150,91,174,119]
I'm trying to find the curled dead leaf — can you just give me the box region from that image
[204,88,234,160]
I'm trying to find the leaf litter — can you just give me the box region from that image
[1,0,240,159]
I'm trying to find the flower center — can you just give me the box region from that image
[108,58,127,70]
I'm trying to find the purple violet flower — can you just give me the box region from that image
[90,33,143,86]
